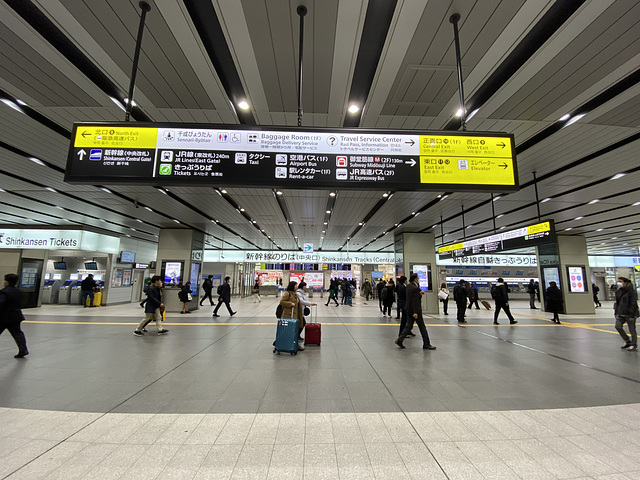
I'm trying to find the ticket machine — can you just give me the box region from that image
[58,279,77,304]
[41,279,61,304]
[70,282,83,305]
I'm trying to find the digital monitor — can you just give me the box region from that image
[567,266,587,293]
[53,262,67,270]
[70,274,79,280]
[63,280,73,286]
[409,264,431,291]
[52,273,62,280]
[120,251,135,263]
[162,261,182,285]
[84,262,98,270]
[93,274,103,281]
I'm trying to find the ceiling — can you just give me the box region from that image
[0,0,638,257]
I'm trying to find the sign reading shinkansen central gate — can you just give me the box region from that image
[65,123,518,191]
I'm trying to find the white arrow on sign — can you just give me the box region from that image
[77,149,86,160]
[405,158,416,167]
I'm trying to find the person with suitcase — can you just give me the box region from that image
[296,281,317,350]
[279,281,305,352]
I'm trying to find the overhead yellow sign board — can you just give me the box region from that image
[74,126,158,149]
[418,134,516,186]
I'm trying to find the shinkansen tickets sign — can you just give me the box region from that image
[65,123,518,191]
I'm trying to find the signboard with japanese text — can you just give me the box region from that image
[65,123,518,192]
[437,221,555,260]
[437,253,537,267]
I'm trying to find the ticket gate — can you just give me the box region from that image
[58,279,77,304]
[41,279,61,304]
[70,283,83,305]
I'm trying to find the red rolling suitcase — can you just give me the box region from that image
[304,305,321,345]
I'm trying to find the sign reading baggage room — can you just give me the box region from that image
[65,123,518,192]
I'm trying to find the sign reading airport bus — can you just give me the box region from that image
[65,123,518,191]
[437,220,556,260]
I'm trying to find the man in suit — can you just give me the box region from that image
[212,276,236,317]
[395,273,436,350]
[0,273,29,358]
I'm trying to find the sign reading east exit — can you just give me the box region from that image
[437,220,556,260]
[64,123,519,192]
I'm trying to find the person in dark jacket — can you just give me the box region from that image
[382,279,395,317]
[341,279,350,304]
[81,273,96,307]
[362,279,372,301]
[467,283,480,310]
[395,273,435,350]
[0,273,28,358]
[492,278,518,325]
[592,283,601,307]
[213,276,236,317]
[527,279,538,309]
[377,279,386,312]
[134,275,168,336]
[396,276,414,337]
[545,281,563,324]
[453,280,468,324]
[200,275,214,306]
[325,278,340,306]
[178,281,192,314]
[614,277,639,351]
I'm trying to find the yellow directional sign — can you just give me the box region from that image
[74,126,158,149]
[418,135,516,186]
[527,222,551,235]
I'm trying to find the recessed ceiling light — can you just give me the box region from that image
[0,188,5,192]
[252,220,257,224]
[326,210,331,214]
[329,192,336,197]
[123,98,137,107]
[382,193,389,198]
[499,226,505,230]
[493,196,501,201]
[633,202,640,206]
[348,104,359,114]
[541,198,551,203]
[288,221,293,224]
[574,216,583,220]
[173,219,180,224]
[276,190,283,195]
[324,222,328,225]
[359,223,363,226]
[1,98,23,112]
[564,113,585,127]
[588,199,599,204]
[497,214,504,219]
[625,229,633,232]
[145,206,153,212]
[29,157,45,166]
[610,173,626,180]
[564,228,572,231]
[440,195,449,200]
[455,108,464,117]
[559,113,571,121]
[238,101,249,110]
[611,237,617,240]
[45,187,56,193]
[157,188,167,194]
[221,189,227,194]
[55,206,64,210]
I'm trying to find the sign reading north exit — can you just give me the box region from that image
[64,123,519,192]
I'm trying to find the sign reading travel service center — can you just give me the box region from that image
[65,123,518,192]
[438,220,556,260]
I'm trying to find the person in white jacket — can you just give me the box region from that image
[296,281,316,351]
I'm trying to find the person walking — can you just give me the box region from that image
[0,273,29,358]
[134,275,168,336]
[81,273,96,308]
[200,275,214,306]
[453,280,468,324]
[395,273,436,350]
[362,278,372,301]
[341,278,350,304]
[377,279,386,312]
[592,282,601,307]
[545,281,563,324]
[614,277,639,351]
[252,280,262,303]
[396,276,414,337]
[178,281,192,314]
[439,282,450,315]
[212,276,236,317]
[325,278,339,306]
[467,283,480,309]
[492,278,518,325]
[382,279,395,317]
[527,279,538,309]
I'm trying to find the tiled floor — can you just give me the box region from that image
[1,296,639,479]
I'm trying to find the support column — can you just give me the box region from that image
[537,235,594,315]
[155,229,204,312]
[397,232,438,314]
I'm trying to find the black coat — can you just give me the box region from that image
[383,284,395,307]
[144,285,163,314]
[615,284,639,318]
[406,282,422,317]
[218,282,231,302]
[178,285,190,302]
[492,283,510,306]
[545,286,563,313]
[396,283,407,309]
[0,286,25,323]
[453,284,467,303]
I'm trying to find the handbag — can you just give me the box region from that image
[303,306,310,316]
[159,304,165,314]
[187,293,193,301]
[437,290,449,300]
[275,304,283,318]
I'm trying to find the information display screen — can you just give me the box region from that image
[543,267,560,291]
[567,266,587,293]
[289,272,324,290]
[438,220,556,260]
[65,123,518,192]
[163,261,182,285]
[410,264,431,291]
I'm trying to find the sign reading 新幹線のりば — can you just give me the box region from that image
[64,122,519,192]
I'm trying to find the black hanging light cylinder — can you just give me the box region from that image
[449,13,467,131]
[125,1,151,121]
[296,5,307,127]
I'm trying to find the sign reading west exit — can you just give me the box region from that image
[65,123,519,192]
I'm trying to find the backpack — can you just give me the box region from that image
[381,286,388,299]
[491,285,499,300]
[217,285,223,295]
[202,279,211,291]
